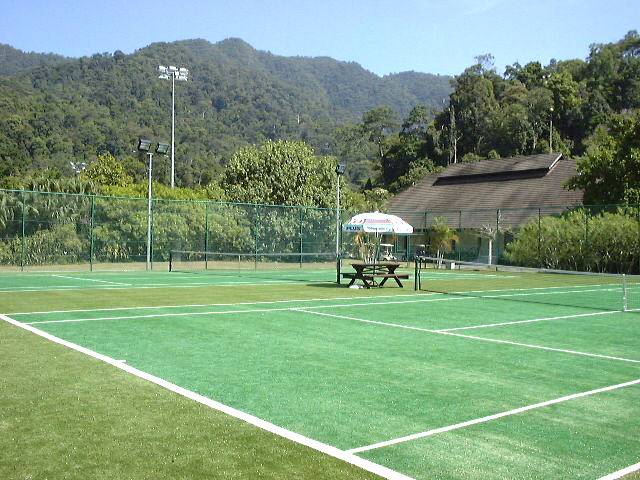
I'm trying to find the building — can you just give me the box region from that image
[386,153,584,262]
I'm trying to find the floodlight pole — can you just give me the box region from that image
[158,65,189,188]
[335,163,346,284]
[336,173,340,283]
[171,73,175,188]
[146,152,154,271]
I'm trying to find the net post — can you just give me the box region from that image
[414,257,418,291]
[169,250,173,272]
[623,274,628,312]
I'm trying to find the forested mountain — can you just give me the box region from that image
[0,43,70,76]
[0,38,451,185]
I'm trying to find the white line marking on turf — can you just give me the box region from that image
[435,310,618,332]
[51,274,131,286]
[0,314,413,480]
[437,331,640,364]
[298,310,640,364]
[8,292,437,315]
[346,378,640,454]
[23,296,470,325]
[598,461,640,480]
[0,280,333,293]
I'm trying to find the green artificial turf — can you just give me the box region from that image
[2,268,639,479]
[0,320,379,480]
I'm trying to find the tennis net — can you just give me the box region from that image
[169,250,338,283]
[415,256,640,313]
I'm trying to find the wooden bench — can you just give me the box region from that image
[342,272,409,288]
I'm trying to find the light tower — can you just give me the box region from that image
[158,65,189,188]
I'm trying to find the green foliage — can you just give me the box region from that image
[0,223,87,265]
[222,140,337,207]
[0,39,451,186]
[429,217,460,261]
[505,209,640,273]
[362,106,399,159]
[568,112,640,205]
[80,152,132,187]
[0,43,69,76]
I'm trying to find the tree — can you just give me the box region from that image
[361,107,399,159]
[80,152,132,187]
[568,112,640,205]
[222,140,337,207]
[429,217,459,267]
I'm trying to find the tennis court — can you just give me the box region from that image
[2,265,640,479]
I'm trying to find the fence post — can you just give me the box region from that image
[150,198,154,270]
[299,206,304,268]
[21,190,26,272]
[254,205,259,270]
[495,209,500,262]
[204,202,209,270]
[584,207,590,271]
[537,208,542,268]
[89,195,95,272]
[637,204,640,274]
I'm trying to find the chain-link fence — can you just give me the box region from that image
[0,190,339,271]
[1,189,638,274]
[388,204,640,274]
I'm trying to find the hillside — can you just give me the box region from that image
[0,38,452,185]
[0,43,70,76]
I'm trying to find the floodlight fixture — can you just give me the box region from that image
[137,138,152,152]
[335,162,346,175]
[156,142,170,155]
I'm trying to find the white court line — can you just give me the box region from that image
[0,279,333,293]
[347,378,640,454]
[299,310,640,364]
[435,310,618,332]
[598,461,640,480]
[0,314,412,480]
[8,292,436,315]
[51,274,131,286]
[437,331,640,364]
[23,296,469,325]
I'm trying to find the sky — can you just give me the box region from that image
[1,0,638,76]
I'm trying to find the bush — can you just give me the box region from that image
[505,209,640,273]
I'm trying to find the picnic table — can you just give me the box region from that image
[341,262,409,288]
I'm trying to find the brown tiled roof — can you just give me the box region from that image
[387,153,584,229]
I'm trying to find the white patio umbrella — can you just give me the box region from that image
[342,212,413,264]
[343,211,413,234]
